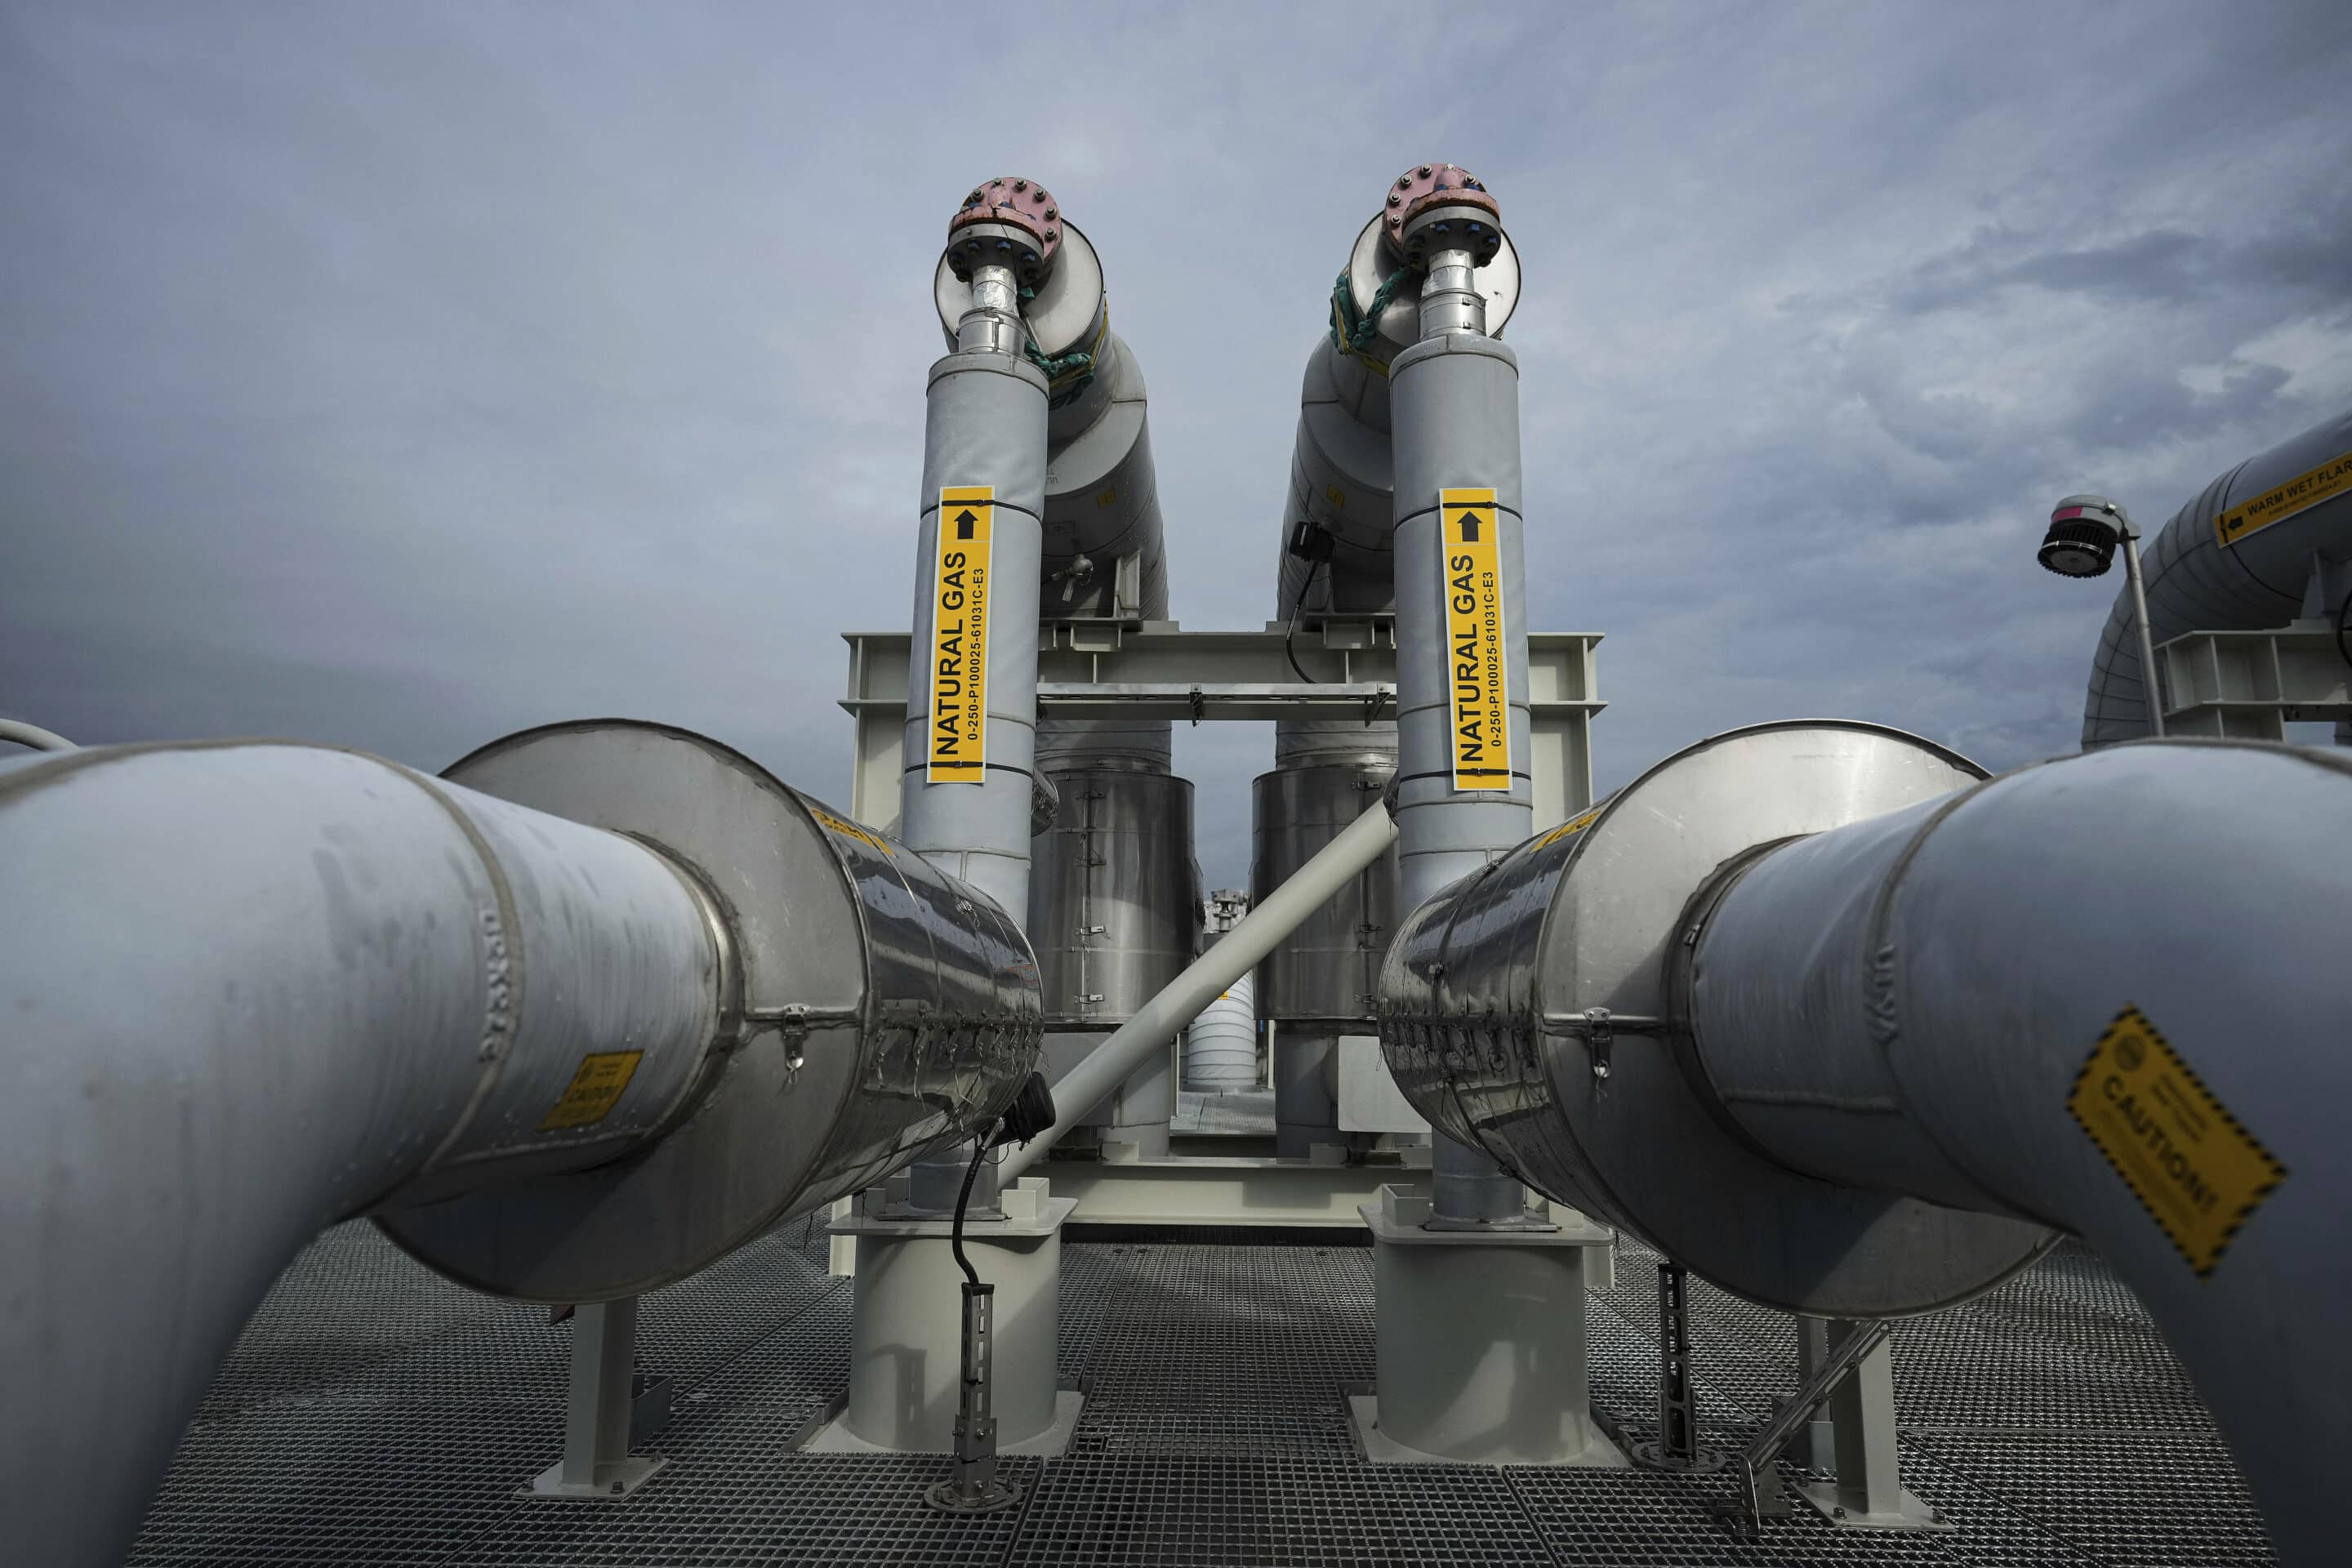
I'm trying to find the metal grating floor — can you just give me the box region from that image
[131,1221,2274,1566]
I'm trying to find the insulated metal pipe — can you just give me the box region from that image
[0,742,727,1568]
[1679,738,2350,1565]
[2082,406,2352,744]
[1000,790,1399,1181]
[903,191,1051,918]
[1387,166,1532,1224]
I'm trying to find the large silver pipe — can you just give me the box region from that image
[2082,406,2352,744]
[2,728,1044,1568]
[902,228,1049,917]
[1388,173,1533,1225]
[1000,789,1399,1181]
[0,742,722,1568]
[1683,739,2351,1565]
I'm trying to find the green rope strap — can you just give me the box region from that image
[1329,265,1412,355]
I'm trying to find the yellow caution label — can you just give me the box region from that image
[927,486,994,784]
[1441,488,1511,791]
[1530,806,1601,852]
[2214,447,2352,547]
[540,1050,645,1131]
[2066,1005,2285,1276]
[808,805,894,858]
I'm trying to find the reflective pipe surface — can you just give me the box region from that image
[1252,763,1396,1028]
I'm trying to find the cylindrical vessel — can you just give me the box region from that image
[1183,974,1258,1089]
[1252,764,1397,1027]
[899,350,1049,917]
[1028,768,1201,1027]
[1027,767,1202,1154]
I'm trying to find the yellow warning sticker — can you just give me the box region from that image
[540,1050,645,1131]
[2066,1005,2286,1276]
[1530,807,1601,853]
[808,804,894,858]
[2214,447,2352,547]
[1441,488,1511,792]
[927,486,994,784]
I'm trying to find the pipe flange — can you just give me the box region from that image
[947,176,1062,287]
[1383,163,1503,268]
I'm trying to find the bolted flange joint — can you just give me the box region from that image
[1383,163,1503,271]
[947,176,1063,289]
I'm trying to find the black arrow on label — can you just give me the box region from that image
[954,508,979,540]
[1457,511,1483,541]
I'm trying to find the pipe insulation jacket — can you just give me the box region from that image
[1686,739,2352,1566]
[1390,329,1534,1225]
[2082,405,2352,746]
[1000,789,1399,1182]
[0,742,726,1568]
[901,350,1049,918]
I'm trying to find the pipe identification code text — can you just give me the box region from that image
[2065,1004,2286,1275]
[1441,488,1510,791]
[928,486,993,784]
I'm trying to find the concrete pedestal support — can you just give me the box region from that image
[1351,1185,1625,1467]
[807,1178,1081,1455]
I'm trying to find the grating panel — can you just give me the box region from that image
[1907,1431,2276,1566]
[468,1448,1040,1566]
[1012,1454,1552,1566]
[136,1220,2274,1566]
[193,1223,541,1423]
[1510,1463,1976,1567]
[128,1396,557,1566]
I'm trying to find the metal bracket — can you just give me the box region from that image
[1710,1318,1893,1538]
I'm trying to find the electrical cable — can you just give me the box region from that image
[1284,558,1326,686]
[949,1134,991,1289]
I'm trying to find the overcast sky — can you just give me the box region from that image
[4,2,2348,887]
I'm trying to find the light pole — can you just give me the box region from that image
[2041,493,2163,737]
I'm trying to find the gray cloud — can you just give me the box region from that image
[4,1,2350,891]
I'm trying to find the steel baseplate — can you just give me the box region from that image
[1793,1477,1953,1531]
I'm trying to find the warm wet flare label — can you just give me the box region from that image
[927,486,993,784]
[540,1050,644,1131]
[1441,488,1510,791]
[2214,447,2352,547]
[2066,1005,2285,1276]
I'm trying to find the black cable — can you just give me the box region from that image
[1284,558,1325,685]
[2335,588,2351,675]
[949,1134,991,1289]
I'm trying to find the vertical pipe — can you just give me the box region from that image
[2121,528,2165,737]
[1389,249,1534,1225]
[901,270,1048,920]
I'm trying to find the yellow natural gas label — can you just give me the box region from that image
[2214,447,2352,547]
[540,1050,645,1131]
[927,486,994,784]
[2066,1005,2285,1275]
[809,805,893,858]
[1441,488,1510,791]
